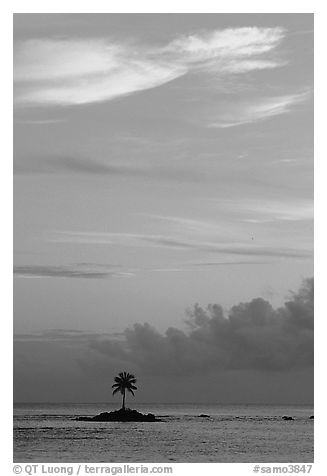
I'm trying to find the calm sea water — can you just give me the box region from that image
[13,403,314,463]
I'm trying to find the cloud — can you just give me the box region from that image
[14,27,285,106]
[14,155,201,182]
[13,264,135,279]
[13,260,276,283]
[165,27,285,72]
[14,118,65,125]
[143,214,229,236]
[209,91,311,128]
[89,278,313,374]
[14,329,124,343]
[212,198,314,223]
[14,38,184,106]
[51,230,311,260]
[187,260,271,268]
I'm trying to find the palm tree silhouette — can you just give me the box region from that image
[112,371,137,410]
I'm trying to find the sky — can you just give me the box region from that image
[13,13,313,403]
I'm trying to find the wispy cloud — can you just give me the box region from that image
[142,214,230,237]
[14,328,125,343]
[13,260,274,282]
[14,38,184,106]
[13,264,135,279]
[209,91,311,128]
[14,27,285,106]
[14,154,202,181]
[50,230,311,259]
[211,198,313,223]
[165,27,285,73]
[14,118,65,125]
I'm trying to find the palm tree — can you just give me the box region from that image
[112,371,137,410]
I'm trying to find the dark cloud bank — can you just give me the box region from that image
[90,278,313,375]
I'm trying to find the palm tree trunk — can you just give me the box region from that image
[122,389,126,410]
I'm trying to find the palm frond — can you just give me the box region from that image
[112,371,138,402]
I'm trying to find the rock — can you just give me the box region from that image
[75,408,161,422]
[199,414,210,418]
[282,416,294,421]
[309,415,314,419]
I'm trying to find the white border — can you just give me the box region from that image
[9,1,317,14]
[4,2,325,474]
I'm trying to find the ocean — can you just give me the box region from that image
[13,403,314,463]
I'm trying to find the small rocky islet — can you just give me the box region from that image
[75,407,161,422]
